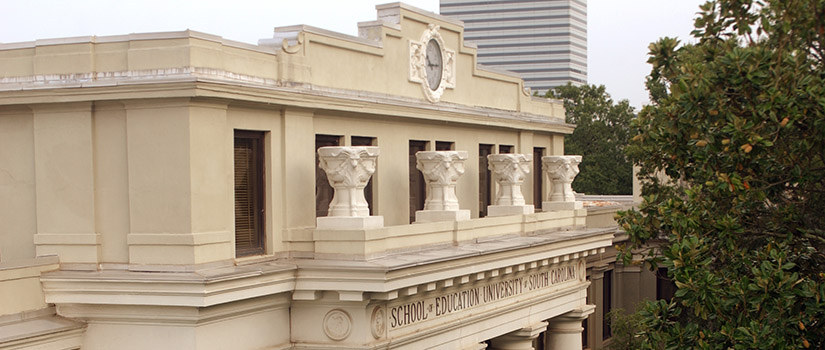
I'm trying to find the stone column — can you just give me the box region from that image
[316,146,383,229]
[487,153,534,216]
[541,155,583,211]
[488,322,547,350]
[414,151,471,223]
[544,305,594,350]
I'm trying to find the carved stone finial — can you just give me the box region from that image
[414,151,471,222]
[316,146,383,229]
[486,154,535,216]
[541,155,583,211]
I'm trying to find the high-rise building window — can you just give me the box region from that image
[316,134,341,217]
[479,144,494,217]
[409,140,429,223]
[234,130,266,257]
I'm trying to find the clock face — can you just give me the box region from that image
[425,39,443,90]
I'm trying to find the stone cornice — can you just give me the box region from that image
[0,71,574,133]
[41,262,297,308]
[39,227,613,308]
[297,227,613,301]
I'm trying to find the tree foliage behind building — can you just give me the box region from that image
[617,0,825,348]
[545,84,634,195]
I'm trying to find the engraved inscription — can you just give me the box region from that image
[389,263,579,330]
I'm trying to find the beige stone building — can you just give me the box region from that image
[0,3,662,349]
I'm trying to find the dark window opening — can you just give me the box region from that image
[499,144,514,153]
[584,276,590,347]
[234,130,265,257]
[409,140,429,223]
[479,144,494,217]
[657,267,678,301]
[603,270,613,340]
[534,147,545,209]
[351,136,376,215]
[316,134,341,217]
[435,141,454,151]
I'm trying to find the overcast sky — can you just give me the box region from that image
[0,0,704,109]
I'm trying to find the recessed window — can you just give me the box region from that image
[409,140,429,223]
[657,267,677,301]
[234,130,266,257]
[316,134,341,217]
[534,147,545,209]
[498,144,513,153]
[603,270,613,340]
[435,141,454,151]
[479,144,494,217]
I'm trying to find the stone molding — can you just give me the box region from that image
[315,208,588,259]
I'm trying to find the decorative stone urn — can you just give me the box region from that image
[487,153,534,216]
[414,151,471,223]
[316,146,383,229]
[541,155,583,211]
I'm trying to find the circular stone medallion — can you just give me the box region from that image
[323,309,352,341]
[370,306,386,339]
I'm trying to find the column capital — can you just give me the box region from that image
[541,155,583,211]
[544,306,594,350]
[551,305,595,323]
[489,322,548,350]
[316,146,382,229]
[487,154,534,216]
[414,151,470,222]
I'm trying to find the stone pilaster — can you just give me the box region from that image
[487,153,534,216]
[316,146,383,229]
[414,151,471,223]
[544,305,594,350]
[31,103,100,269]
[541,155,583,211]
[488,322,547,350]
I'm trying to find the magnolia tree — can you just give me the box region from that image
[618,0,825,348]
[545,84,635,195]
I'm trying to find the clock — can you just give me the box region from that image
[425,39,443,90]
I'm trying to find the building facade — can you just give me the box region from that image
[0,3,652,349]
[439,0,588,94]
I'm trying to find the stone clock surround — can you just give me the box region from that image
[409,24,457,103]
